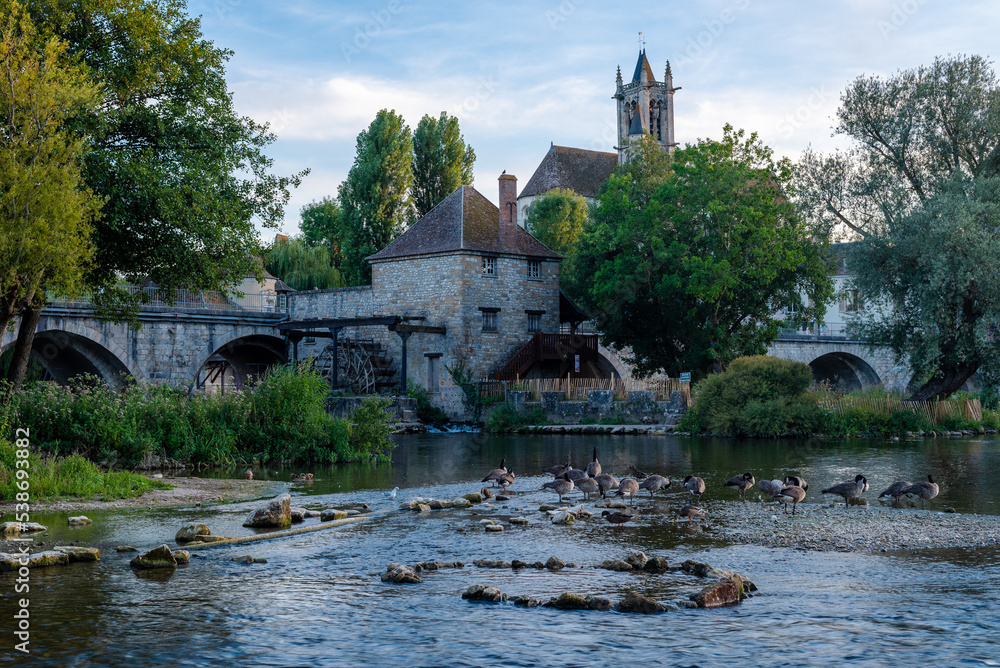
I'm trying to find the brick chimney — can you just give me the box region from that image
[499,172,518,252]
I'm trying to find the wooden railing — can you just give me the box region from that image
[492,332,599,381]
[481,376,690,403]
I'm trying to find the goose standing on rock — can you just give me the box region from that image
[586,448,602,478]
[543,478,574,502]
[684,475,706,501]
[902,475,939,508]
[821,474,868,507]
[878,480,913,503]
[784,475,808,491]
[639,475,670,498]
[724,472,756,501]
[773,485,806,515]
[615,478,640,506]
[594,473,619,498]
[482,458,509,487]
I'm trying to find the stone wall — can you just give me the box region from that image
[502,389,687,425]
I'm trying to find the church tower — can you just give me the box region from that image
[615,46,679,163]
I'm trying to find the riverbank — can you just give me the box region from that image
[704,498,1000,553]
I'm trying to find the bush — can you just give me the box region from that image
[983,409,1000,430]
[407,380,449,423]
[485,402,547,433]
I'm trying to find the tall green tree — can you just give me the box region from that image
[0,4,100,389]
[412,111,475,217]
[264,236,344,291]
[299,196,343,252]
[525,187,587,256]
[797,55,1000,399]
[570,125,833,378]
[338,109,413,285]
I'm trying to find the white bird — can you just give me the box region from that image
[384,486,399,499]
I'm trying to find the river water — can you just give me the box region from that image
[5,433,1000,667]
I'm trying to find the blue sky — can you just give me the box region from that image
[188,0,999,237]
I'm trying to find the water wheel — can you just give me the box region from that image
[311,340,377,394]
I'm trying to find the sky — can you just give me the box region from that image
[187,0,1000,237]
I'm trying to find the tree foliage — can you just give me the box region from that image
[264,236,344,291]
[299,196,343,251]
[338,109,413,285]
[525,187,587,256]
[0,3,100,336]
[569,127,833,378]
[412,111,475,217]
[797,55,1000,399]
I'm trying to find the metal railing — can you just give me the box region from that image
[777,323,852,339]
[46,286,288,314]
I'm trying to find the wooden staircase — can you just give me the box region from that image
[492,332,599,381]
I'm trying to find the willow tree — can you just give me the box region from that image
[264,236,343,291]
[797,55,1000,399]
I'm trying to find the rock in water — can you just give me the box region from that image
[243,493,292,528]
[129,544,178,569]
[53,546,101,562]
[290,508,307,523]
[68,516,93,527]
[544,593,590,610]
[544,556,566,570]
[462,585,505,602]
[320,509,348,521]
[0,551,70,572]
[625,550,649,569]
[690,578,742,608]
[616,591,666,614]
[172,550,191,565]
[643,556,670,573]
[175,523,212,544]
[381,563,422,584]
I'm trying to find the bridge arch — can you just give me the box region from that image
[186,328,287,392]
[808,352,881,391]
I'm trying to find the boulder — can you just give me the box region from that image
[549,510,575,525]
[484,524,504,532]
[53,546,101,562]
[510,517,529,525]
[129,544,178,569]
[625,550,649,570]
[538,504,560,512]
[544,556,566,570]
[495,495,512,502]
[450,498,472,508]
[175,523,212,544]
[290,508,307,523]
[513,595,542,607]
[303,510,322,518]
[462,584,505,602]
[381,563,422,584]
[116,546,138,553]
[587,596,613,611]
[643,556,671,573]
[172,550,191,565]
[473,559,512,569]
[597,559,633,572]
[242,493,292,528]
[616,591,666,614]
[690,578,742,608]
[417,504,431,513]
[413,561,464,572]
[544,593,589,610]
[1,521,47,535]
[511,559,529,569]
[0,551,69,571]
[429,499,454,510]
[320,509,348,521]
[68,516,93,527]
[462,493,483,504]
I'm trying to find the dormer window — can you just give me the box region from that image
[482,256,495,275]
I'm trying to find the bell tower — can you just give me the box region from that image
[614,41,679,163]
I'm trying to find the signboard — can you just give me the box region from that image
[574,355,581,373]
[679,372,691,383]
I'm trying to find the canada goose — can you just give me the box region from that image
[601,510,635,527]
[242,468,253,480]
[482,458,509,486]
[544,461,571,477]
[878,480,913,503]
[639,474,670,497]
[821,474,868,507]
[576,475,600,500]
[480,486,494,500]
[676,505,705,522]
[758,479,784,497]
[291,473,313,482]
[628,465,649,480]
[784,475,809,491]
[614,478,640,506]
[594,473,619,498]
[773,485,806,515]
[383,486,399,499]
[543,478,574,502]
[684,475,706,500]
[498,469,515,491]
[586,448,602,478]
[902,475,939,508]
[724,472,756,501]
[559,467,589,483]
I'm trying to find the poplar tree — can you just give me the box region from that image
[412,112,475,217]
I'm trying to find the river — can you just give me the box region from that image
[5,433,1000,666]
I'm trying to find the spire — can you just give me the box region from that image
[632,49,655,83]
[665,60,673,88]
[616,65,623,93]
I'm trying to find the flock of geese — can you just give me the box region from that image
[479,448,942,526]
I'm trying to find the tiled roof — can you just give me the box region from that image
[367,186,562,262]
[518,145,618,199]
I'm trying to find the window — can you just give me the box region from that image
[781,302,799,316]
[480,307,499,332]
[526,260,540,279]
[526,309,544,333]
[840,290,863,313]
[482,256,495,275]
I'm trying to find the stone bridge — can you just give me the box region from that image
[768,333,911,392]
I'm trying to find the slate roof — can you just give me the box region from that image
[632,49,655,82]
[519,145,618,199]
[367,186,563,262]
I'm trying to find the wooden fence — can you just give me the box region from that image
[824,396,983,425]
[479,376,690,404]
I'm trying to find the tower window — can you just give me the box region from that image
[526,260,540,279]
[482,256,495,275]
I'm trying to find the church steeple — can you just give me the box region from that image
[615,42,677,164]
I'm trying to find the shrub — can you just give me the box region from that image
[345,396,396,462]
[444,358,483,423]
[485,402,546,433]
[406,380,449,424]
[982,409,1000,430]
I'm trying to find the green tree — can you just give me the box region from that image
[299,196,343,252]
[0,4,100,389]
[338,109,414,285]
[797,55,1000,399]
[570,125,833,378]
[525,187,587,256]
[264,236,344,291]
[412,111,475,217]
